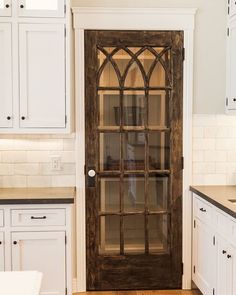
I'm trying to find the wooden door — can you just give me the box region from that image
[0,232,4,271]
[0,0,11,16]
[19,23,66,128]
[0,23,13,128]
[17,0,65,18]
[85,30,184,290]
[11,231,66,295]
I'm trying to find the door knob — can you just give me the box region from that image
[88,169,96,177]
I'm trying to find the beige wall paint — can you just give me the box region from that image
[71,0,227,114]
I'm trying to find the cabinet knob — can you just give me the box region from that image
[5,4,10,8]
[0,241,2,245]
[200,208,206,212]
[7,116,11,120]
[233,98,236,102]
[13,241,17,245]
[227,254,232,259]
[21,116,25,120]
[20,4,24,8]
[222,250,227,254]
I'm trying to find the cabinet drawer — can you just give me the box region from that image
[11,209,66,226]
[0,210,3,227]
[216,210,233,237]
[194,196,212,224]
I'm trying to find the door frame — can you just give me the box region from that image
[72,7,197,292]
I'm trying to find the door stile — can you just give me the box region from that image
[120,88,124,255]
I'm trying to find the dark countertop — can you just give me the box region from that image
[0,187,75,204]
[190,185,236,219]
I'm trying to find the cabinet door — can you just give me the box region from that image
[0,232,4,271]
[216,235,228,295]
[0,23,13,128]
[0,0,11,16]
[230,0,236,18]
[227,244,236,295]
[18,0,65,18]
[19,24,66,128]
[11,231,66,295]
[227,17,236,110]
[192,218,216,295]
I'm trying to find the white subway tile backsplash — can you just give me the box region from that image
[27,151,51,163]
[27,176,52,187]
[193,138,215,151]
[2,151,27,163]
[3,176,27,187]
[51,175,76,187]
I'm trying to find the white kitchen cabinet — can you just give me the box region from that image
[18,0,65,18]
[0,0,73,133]
[12,231,66,295]
[229,0,236,18]
[19,23,66,128]
[0,0,11,16]
[0,232,4,271]
[0,23,13,128]
[192,218,215,295]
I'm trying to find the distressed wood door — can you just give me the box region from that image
[85,30,184,290]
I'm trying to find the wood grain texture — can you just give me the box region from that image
[74,290,202,295]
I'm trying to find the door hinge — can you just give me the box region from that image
[193,265,196,274]
[65,235,67,245]
[213,235,216,246]
[228,6,230,15]
[182,47,185,61]
[181,262,184,275]
[181,156,184,170]
[226,97,229,107]
[227,27,230,36]
[64,4,66,14]
[194,219,196,228]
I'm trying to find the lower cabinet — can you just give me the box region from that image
[192,193,236,295]
[11,231,66,295]
[0,232,4,271]
[193,219,215,295]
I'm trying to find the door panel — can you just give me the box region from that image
[0,23,13,128]
[0,232,4,271]
[19,24,66,128]
[18,0,65,18]
[11,231,66,295]
[0,0,11,16]
[85,30,183,290]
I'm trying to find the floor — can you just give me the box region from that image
[74,290,202,295]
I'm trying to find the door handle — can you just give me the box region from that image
[31,216,47,220]
[87,167,96,188]
[200,208,206,212]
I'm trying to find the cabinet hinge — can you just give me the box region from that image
[227,27,230,36]
[182,48,185,61]
[64,4,66,14]
[65,235,67,245]
[213,236,216,246]
[226,97,229,107]
[64,27,66,37]
[181,156,184,170]
[181,262,184,275]
[194,219,196,228]
[193,265,195,274]
[228,6,230,15]
[213,288,215,295]
[65,115,67,124]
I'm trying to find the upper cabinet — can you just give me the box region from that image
[17,0,65,18]
[0,0,73,133]
[0,0,11,16]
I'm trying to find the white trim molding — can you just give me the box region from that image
[72,7,196,292]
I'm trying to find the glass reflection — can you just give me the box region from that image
[124,133,145,170]
[124,176,145,212]
[100,178,120,212]
[100,133,120,171]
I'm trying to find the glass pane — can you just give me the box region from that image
[0,0,3,9]
[149,214,168,252]
[149,177,168,211]
[124,176,145,212]
[148,91,168,128]
[124,62,144,88]
[123,91,145,127]
[99,215,120,254]
[100,133,120,171]
[138,49,156,75]
[149,62,166,87]
[98,91,120,128]
[100,178,120,213]
[25,0,58,10]
[123,132,145,170]
[99,60,119,87]
[124,215,145,253]
[113,49,131,76]
[149,132,170,170]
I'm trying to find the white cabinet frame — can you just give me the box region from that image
[0,232,4,271]
[0,0,11,16]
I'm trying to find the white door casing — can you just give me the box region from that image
[72,7,196,292]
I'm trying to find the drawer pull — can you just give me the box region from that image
[13,241,17,245]
[0,241,2,245]
[200,208,206,212]
[222,250,227,254]
[31,216,47,220]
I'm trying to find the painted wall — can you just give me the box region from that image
[71,0,227,114]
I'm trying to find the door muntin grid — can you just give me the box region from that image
[98,46,172,255]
